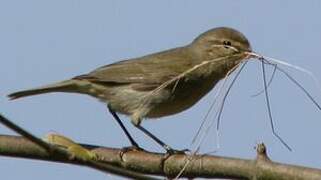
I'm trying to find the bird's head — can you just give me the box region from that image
[190,27,252,62]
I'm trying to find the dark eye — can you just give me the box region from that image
[223,40,232,47]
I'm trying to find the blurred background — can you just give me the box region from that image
[1,1,321,179]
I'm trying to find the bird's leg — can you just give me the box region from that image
[134,124,188,154]
[107,106,142,151]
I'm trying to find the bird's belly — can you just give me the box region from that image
[147,77,219,118]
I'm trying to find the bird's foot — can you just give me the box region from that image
[120,145,146,156]
[166,147,190,155]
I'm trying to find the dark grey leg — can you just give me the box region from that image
[135,124,187,154]
[108,106,140,148]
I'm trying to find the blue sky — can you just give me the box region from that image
[1,1,321,179]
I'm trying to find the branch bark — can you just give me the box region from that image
[1,135,321,179]
[1,113,321,179]
[0,113,158,180]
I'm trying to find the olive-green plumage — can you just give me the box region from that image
[8,27,251,126]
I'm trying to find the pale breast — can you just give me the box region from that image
[146,75,220,118]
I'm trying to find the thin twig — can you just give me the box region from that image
[264,61,321,111]
[0,113,52,152]
[0,113,159,180]
[251,63,277,97]
[261,62,292,151]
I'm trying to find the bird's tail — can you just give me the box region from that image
[8,79,80,100]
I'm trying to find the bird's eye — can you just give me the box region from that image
[223,40,232,47]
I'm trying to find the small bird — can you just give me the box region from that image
[8,27,252,153]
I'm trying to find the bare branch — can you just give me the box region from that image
[1,135,321,179]
[0,114,158,180]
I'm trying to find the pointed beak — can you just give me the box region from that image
[244,51,264,60]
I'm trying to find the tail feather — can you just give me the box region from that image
[8,80,78,100]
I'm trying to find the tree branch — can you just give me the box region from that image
[0,113,158,180]
[1,134,321,179]
[1,113,321,179]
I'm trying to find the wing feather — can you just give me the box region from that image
[74,47,194,88]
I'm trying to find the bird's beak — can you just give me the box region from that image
[244,51,264,60]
